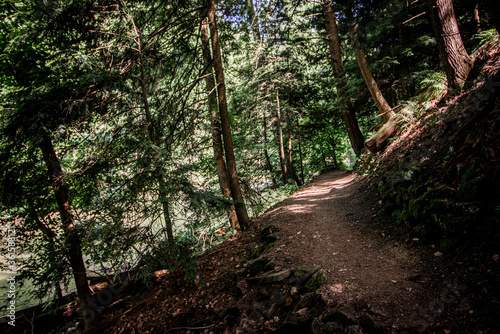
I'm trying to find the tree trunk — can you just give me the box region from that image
[297,123,304,184]
[474,4,482,34]
[348,10,399,153]
[207,0,250,230]
[246,0,261,41]
[200,16,239,230]
[275,89,288,185]
[428,0,473,91]
[323,3,365,156]
[328,134,339,169]
[286,110,301,187]
[263,109,278,189]
[138,46,174,244]
[355,48,396,122]
[40,133,95,330]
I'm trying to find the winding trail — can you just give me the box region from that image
[260,170,444,331]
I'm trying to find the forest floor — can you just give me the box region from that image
[94,170,498,334]
[1,170,498,334]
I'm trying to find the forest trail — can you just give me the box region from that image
[100,170,489,334]
[257,170,450,331]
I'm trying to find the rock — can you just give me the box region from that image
[293,265,321,284]
[264,262,276,272]
[305,269,327,291]
[265,234,278,243]
[348,325,361,334]
[310,317,322,334]
[263,303,278,319]
[359,314,383,334]
[250,244,264,258]
[295,307,308,316]
[248,269,293,284]
[322,309,355,326]
[323,322,341,332]
[247,255,270,276]
[260,222,278,237]
[273,320,312,334]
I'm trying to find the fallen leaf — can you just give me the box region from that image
[493,254,499,262]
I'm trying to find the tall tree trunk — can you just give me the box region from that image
[138,45,174,244]
[297,122,305,184]
[428,0,473,91]
[200,16,239,230]
[207,0,250,230]
[246,0,261,41]
[474,4,482,34]
[275,89,288,185]
[348,9,399,153]
[323,2,365,156]
[329,134,339,169]
[286,110,301,187]
[28,200,63,300]
[263,109,278,189]
[40,133,95,330]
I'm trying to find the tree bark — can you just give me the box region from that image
[40,133,95,330]
[207,0,250,230]
[275,89,288,185]
[286,110,301,187]
[246,0,261,41]
[323,2,365,156]
[348,9,398,153]
[428,0,473,91]
[474,4,482,34]
[138,43,174,244]
[200,16,239,230]
[297,122,304,184]
[263,109,279,189]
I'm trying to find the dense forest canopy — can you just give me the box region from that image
[0,0,498,330]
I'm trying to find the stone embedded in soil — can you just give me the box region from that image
[264,262,276,271]
[265,233,278,244]
[248,269,293,284]
[260,222,278,237]
[305,269,327,291]
[293,265,321,284]
[358,314,383,334]
[322,321,341,332]
[322,308,356,326]
[263,303,278,319]
[247,255,270,276]
[348,325,361,334]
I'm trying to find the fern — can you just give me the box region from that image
[472,29,499,52]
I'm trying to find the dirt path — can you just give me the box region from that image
[258,171,453,332]
[96,171,494,334]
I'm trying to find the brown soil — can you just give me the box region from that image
[3,171,497,334]
[99,171,498,334]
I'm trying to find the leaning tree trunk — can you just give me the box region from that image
[200,15,239,230]
[40,133,95,330]
[323,2,365,156]
[428,0,473,92]
[275,89,288,185]
[207,0,250,230]
[348,10,398,153]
